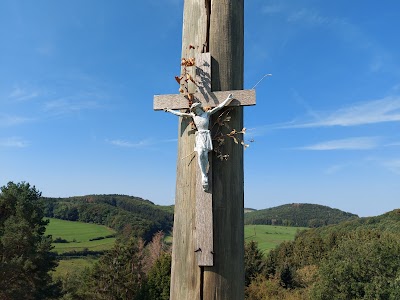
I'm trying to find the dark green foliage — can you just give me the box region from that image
[53,237,69,243]
[42,194,173,242]
[311,230,400,300]
[244,240,266,286]
[144,253,172,300]
[0,182,60,300]
[83,237,146,300]
[260,209,400,299]
[59,231,172,299]
[245,203,358,228]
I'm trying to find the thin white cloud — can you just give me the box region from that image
[262,4,285,15]
[0,137,29,148]
[287,8,329,25]
[0,114,32,127]
[108,139,152,148]
[381,159,400,175]
[261,3,393,75]
[107,138,177,149]
[287,96,400,128]
[44,97,100,115]
[8,86,40,102]
[385,142,400,147]
[297,137,381,151]
[324,164,347,175]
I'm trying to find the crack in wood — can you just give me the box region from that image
[204,0,211,53]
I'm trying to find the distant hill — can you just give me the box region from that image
[244,203,358,228]
[244,208,257,213]
[317,208,400,234]
[42,194,173,241]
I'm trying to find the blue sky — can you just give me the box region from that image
[1,0,399,217]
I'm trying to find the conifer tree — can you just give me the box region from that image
[0,182,59,300]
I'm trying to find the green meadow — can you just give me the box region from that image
[244,224,308,253]
[46,218,305,276]
[46,218,117,277]
[46,218,116,254]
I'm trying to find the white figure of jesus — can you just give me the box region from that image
[164,93,234,191]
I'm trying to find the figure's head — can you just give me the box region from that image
[190,102,203,114]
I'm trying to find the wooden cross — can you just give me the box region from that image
[154,52,255,266]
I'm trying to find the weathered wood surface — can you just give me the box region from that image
[203,0,245,299]
[194,52,213,267]
[196,52,212,98]
[154,52,255,111]
[169,0,207,299]
[195,155,213,266]
[153,89,255,110]
[169,0,247,299]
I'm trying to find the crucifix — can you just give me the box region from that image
[154,52,255,267]
[153,1,250,299]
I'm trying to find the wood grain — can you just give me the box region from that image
[169,0,207,299]
[195,156,213,266]
[203,0,246,299]
[153,89,255,110]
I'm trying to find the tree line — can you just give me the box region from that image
[245,203,358,228]
[0,182,173,299]
[42,194,174,242]
[245,209,400,299]
[2,181,399,299]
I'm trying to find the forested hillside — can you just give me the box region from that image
[245,203,358,227]
[42,194,173,241]
[246,209,400,299]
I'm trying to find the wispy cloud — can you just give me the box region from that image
[385,142,400,147]
[365,156,400,175]
[262,3,338,26]
[107,139,152,148]
[287,96,400,128]
[381,159,400,175]
[44,97,100,115]
[261,3,393,75]
[0,114,32,127]
[106,138,177,149]
[0,137,29,148]
[324,163,348,175]
[8,86,40,102]
[262,3,285,15]
[297,137,381,151]
[287,8,329,25]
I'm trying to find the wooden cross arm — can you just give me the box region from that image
[153,89,256,110]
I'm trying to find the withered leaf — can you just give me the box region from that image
[175,76,182,84]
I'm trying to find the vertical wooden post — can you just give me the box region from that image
[169,1,207,299]
[169,1,245,299]
[204,1,245,299]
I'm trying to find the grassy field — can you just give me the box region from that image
[46,218,116,254]
[47,218,305,277]
[245,224,307,253]
[53,257,97,278]
[46,219,304,255]
[46,218,118,277]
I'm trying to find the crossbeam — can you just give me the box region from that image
[153,89,255,110]
[154,52,255,267]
